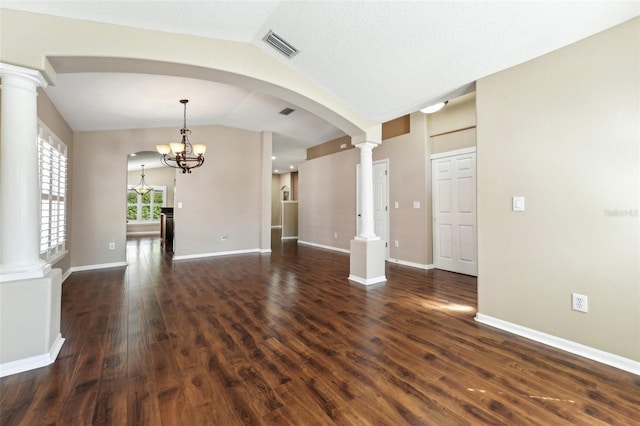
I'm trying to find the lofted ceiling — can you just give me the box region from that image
[3,1,638,173]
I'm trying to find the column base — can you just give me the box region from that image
[349,238,387,285]
[0,269,64,377]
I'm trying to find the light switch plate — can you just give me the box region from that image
[413,201,420,209]
[513,196,525,212]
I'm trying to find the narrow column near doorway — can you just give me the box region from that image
[349,139,386,285]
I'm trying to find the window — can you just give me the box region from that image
[127,186,166,223]
[38,123,67,262]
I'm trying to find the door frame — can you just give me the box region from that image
[430,147,477,276]
[356,158,390,260]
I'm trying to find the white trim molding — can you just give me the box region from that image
[430,146,476,160]
[281,236,298,240]
[348,274,387,285]
[388,258,434,270]
[0,333,64,378]
[126,231,161,236]
[297,240,350,254]
[69,261,128,273]
[475,313,640,376]
[173,248,261,261]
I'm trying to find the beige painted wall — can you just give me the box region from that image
[279,173,292,198]
[37,89,73,276]
[429,92,476,155]
[299,149,359,250]
[271,172,298,227]
[271,175,282,227]
[477,17,639,361]
[299,112,432,266]
[282,202,299,238]
[375,112,431,266]
[173,126,263,257]
[427,92,476,136]
[430,128,476,155]
[72,124,265,266]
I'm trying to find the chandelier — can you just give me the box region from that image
[131,164,152,195]
[156,99,207,173]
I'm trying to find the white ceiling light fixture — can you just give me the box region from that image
[420,101,448,114]
[156,99,207,173]
[130,164,152,195]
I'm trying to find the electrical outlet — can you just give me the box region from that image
[108,242,115,250]
[334,232,338,239]
[394,240,399,248]
[572,293,588,313]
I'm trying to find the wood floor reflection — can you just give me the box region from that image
[1,234,638,425]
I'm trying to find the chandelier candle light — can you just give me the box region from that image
[156,99,207,173]
[131,164,153,195]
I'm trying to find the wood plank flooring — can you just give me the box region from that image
[1,234,638,425]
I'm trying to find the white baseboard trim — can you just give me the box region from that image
[126,231,160,236]
[297,240,350,254]
[0,333,65,377]
[61,269,72,284]
[173,248,261,261]
[271,225,283,229]
[260,249,272,254]
[70,261,128,273]
[281,236,298,240]
[388,258,434,270]
[348,274,387,285]
[475,313,640,376]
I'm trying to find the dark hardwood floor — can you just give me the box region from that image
[1,232,638,425]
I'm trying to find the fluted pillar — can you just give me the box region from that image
[0,63,50,282]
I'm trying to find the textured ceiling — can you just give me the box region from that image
[3,1,639,172]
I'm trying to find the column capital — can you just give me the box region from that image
[353,141,378,152]
[0,63,48,88]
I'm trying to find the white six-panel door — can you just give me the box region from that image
[431,149,477,276]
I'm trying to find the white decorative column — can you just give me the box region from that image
[0,63,64,377]
[0,63,51,281]
[355,142,378,240]
[349,139,386,285]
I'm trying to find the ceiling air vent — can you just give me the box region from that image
[279,108,295,116]
[263,30,299,59]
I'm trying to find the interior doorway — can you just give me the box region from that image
[126,151,174,253]
[431,148,477,276]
